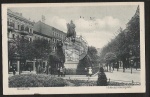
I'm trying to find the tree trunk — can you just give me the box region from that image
[107,63,108,72]
[117,61,119,71]
[122,58,126,72]
[135,61,138,70]
[113,63,114,70]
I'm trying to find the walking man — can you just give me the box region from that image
[63,66,66,77]
[57,67,60,77]
[60,67,63,77]
[12,65,16,75]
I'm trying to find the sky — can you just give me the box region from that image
[9,5,138,49]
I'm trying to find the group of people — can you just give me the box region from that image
[85,67,93,77]
[57,66,66,77]
[10,65,16,75]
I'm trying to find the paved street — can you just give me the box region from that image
[62,68,140,83]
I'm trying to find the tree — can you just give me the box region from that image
[76,55,92,75]
[99,6,140,71]
[76,46,99,75]
[104,52,117,71]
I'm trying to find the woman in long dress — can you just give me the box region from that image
[88,67,92,77]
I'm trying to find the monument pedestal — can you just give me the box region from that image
[64,61,78,75]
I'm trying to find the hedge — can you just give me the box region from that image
[9,74,74,87]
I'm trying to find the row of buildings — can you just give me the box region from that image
[7,9,67,72]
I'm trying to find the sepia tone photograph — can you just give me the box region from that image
[2,2,145,95]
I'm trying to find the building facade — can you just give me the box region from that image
[33,21,67,71]
[33,21,66,52]
[7,9,34,73]
[7,9,34,42]
[7,9,67,73]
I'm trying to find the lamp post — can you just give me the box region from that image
[34,58,37,73]
[129,50,133,74]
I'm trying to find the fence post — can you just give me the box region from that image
[87,76,89,86]
[109,78,110,83]
[132,80,134,85]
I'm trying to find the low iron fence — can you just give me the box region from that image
[107,78,141,86]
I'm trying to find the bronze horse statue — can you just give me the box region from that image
[66,20,76,42]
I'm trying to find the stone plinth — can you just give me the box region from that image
[64,62,78,69]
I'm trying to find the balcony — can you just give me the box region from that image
[8,25,14,29]
[7,22,15,30]
[8,38,15,43]
[14,29,32,36]
[18,30,29,35]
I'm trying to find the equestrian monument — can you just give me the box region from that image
[63,20,88,74]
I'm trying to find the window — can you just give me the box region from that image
[53,46,56,51]
[21,25,24,31]
[18,25,20,30]
[30,29,32,33]
[8,31,12,38]
[43,62,45,68]
[12,34,15,38]
[53,38,55,43]
[17,35,19,38]
[25,26,29,32]
[30,38,32,41]
[21,36,24,39]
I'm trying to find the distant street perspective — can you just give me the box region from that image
[7,5,141,87]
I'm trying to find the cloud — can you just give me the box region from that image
[47,16,67,32]
[74,16,120,33]
[73,16,120,48]
[46,16,120,48]
[81,31,115,49]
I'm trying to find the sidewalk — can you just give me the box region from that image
[9,71,36,77]
[63,68,140,82]
[104,68,140,82]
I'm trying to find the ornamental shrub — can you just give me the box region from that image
[97,67,107,86]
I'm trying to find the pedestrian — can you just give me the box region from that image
[85,67,88,76]
[38,64,41,74]
[13,65,16,75]
[88,67,92,77]
[29,66,31,72]
[57,67,60,77]
[48,65,51,75]
[63,66,66,77]
[60,67,63,77]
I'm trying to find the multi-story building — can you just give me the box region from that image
[33,21,66,52]
[7,9,67,73]
[7,9,34,42]
[7,9,34,73]
[32,21,67,70]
